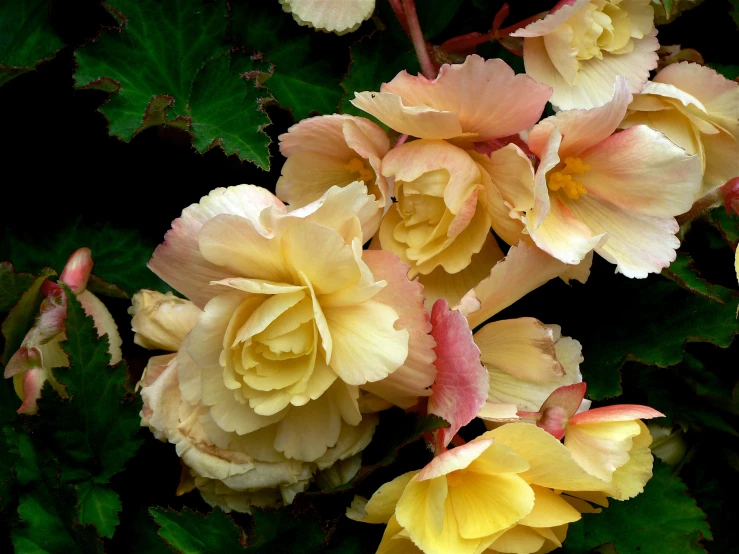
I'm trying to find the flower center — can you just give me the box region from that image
[345,157,375,183]
[569,1,635,62]
[547,157,590,200]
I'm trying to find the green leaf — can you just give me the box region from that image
[150,507,245,554]
[563,462,711,554]
[662,252,723,301]
[340,30,420,117]
[707,206,739,246]
[243,506,325,553]
[1,268,55,366]
[76,482,122,539]
[1,220,167,296]
[659,0,676,19]
[0,0,64,87]
[581,276,739,399]
[708,63,739,81]
[230,1,344,121]
[74,0,271,168]
[0,263,34,313]
[37,287,142,482]
[731,0,739,30]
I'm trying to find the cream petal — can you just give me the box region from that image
[654,62,739,123]
[149,185,286,308]
[78,290,123,365]
[130,290,202,352]
[472,145,536,214]
[382,55,551,140]
[620,109,702,160]
[475,318,563,382]
[323,300,409,386]
[361,250,437,407]
[528,77,632,159]
[605,420,655,500]
[580,125,701,217]
[568,194,681,278]
[277,152,361,208]
[419,234,505,310]
[461,242,573,330]
[279,113,358,158]
[510,0,591,37]
[352,91,463,139]
[529,195,604,267]
[279,0,374,35]
[316,411,377,468]
[543,24,579,86]
[701,130,739,194]
[210,278,305,296]
[274,392,341,462]
[564,419,642,482]
[187,292,245,370]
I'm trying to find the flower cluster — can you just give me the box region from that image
[7,2,737,552]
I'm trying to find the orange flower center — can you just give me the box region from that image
[345,157,374,182]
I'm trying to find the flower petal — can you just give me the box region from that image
[149,185,286,308]
[279,0,374,35]
[356,471,419,524]
[475,318,563,382]
[427,299,489,448]
[569,404,664,425]
[510,0,591,37]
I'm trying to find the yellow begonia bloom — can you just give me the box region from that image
[277,114,390,237]
[147,182,436,465]
[129,290,203,351]
[512,0,658,110]
[279,0,374,35]
[621,62,739,198]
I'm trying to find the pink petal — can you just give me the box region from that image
[511,0,590,37]
[569,404,664,425]
[427,299,489,450]
[382,55,551,140]
[361,250,437,408]
[527,382,587,439]
[59,248,93,293]
[418,438,494,481]
[17,368,44,414]
[149,185,286,308]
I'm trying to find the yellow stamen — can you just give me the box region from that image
[344,157,374,182]
[547,156,590,200]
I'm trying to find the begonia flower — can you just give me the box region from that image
[4,248,122,414]
[277,114,390,236]
[352,55,551,144]
[508,78,701,277]
[511,0,659,110]
[621,62,739,198]
[279,0,374,35]
[146,182,436,465]
[520,383,663,500]
[129,290,202,351]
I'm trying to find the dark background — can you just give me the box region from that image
[1,0,738,552]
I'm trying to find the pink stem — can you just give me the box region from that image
[401,0,437,79]
[388,0,411,38]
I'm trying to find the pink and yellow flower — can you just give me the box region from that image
[511,0,659,110]
[277,114,390,236]
[505,78,701,277]
[621,62,739,198]
[146,182,436,465]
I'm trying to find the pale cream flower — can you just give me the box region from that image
[512,0,658,110]
[277,114,390,237]
[129,290,202,351]
[147,182,436,465]
[621,62,739,198]
[507,78,701,277]
[279,0,374,35]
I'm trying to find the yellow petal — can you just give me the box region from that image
[358,471,420,524]
[518,486,581,528]
[564,419,642,482]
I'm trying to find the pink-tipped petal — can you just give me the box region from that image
[149,185,286,308]
[382,55,552,140]
[533,382,587,439]
[427,299,489,449]
[17,368,44,414]
[528,77,632,159]
[418,438,494,481]
[510,0,591,38]
[361,251,437,408]
[59,248,93,293]
[569,404,665,425]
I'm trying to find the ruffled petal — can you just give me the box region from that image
[510,0,591,38]
[427,299,489,449]
[279,0,374,35]
[149,185,286,307]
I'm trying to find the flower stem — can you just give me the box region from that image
[388,0,411,38]
[401,0,437,79]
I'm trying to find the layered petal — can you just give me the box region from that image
[279,0,374,35]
